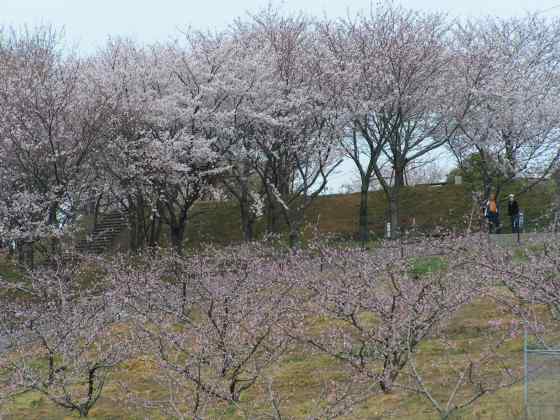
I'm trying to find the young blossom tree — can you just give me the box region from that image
[239,373,375,420]
[0,256,130,418]
[404,302,521,419]
[109,245,296,418]
[300,237,476,394]
[482,240,560,325]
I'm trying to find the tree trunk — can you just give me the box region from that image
[379,380,392,394]
[129,208,138,252]
[129,201,147,252]
[359,182,370,245]
[154,215,163,246]
[148,211,162,247]
[137,201,146,250]
[389,192,400,240]
[47,202,58,226]
[288,225,301,249]
[239,175,255,242]
[483,175,492,201]
[15,241,34,268]
[26,242,34,270]
[78,405,89,417]
[170,224,185,255]
[17,240,24,265]
[479,149,493,200]
[240,201,254,242]
[92,194,103,232]
[266,196,275,234]
[385,162,405,239]
[239,162,255,242]
[47,202,60,258]
[388,166,404,240]
[265,198,283,235]
[554,169,560,232]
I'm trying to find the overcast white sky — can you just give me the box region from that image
[3,0,560,192]
[3,0,560,52]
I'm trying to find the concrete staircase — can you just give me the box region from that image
[77,211,127,254]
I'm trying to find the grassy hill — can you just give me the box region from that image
[185,183,555,246]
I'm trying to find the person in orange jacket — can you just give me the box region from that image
[484,193,500,233]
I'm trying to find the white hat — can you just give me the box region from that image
[509,194,514,198]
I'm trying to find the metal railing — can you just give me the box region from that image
[524,330,560,420]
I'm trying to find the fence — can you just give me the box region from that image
[524,330,560,419]
[374,403,525,419]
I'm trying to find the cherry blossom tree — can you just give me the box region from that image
[317,18,387,244]
[90,37,226,252]
[449,15,560,202]
[209,24,271,242]
[230,10,342,247]
[319,4,461,240]
[85,38,168,250]
[0,26,112,260]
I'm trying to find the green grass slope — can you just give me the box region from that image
[185,183,554,246]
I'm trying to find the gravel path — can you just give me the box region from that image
[489,232,557,247]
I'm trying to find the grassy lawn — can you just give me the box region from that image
[1,294,533,419]
[1,248,550,420]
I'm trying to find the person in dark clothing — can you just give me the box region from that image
[508,194,520,233]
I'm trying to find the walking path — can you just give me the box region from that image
[488,232,556,247]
